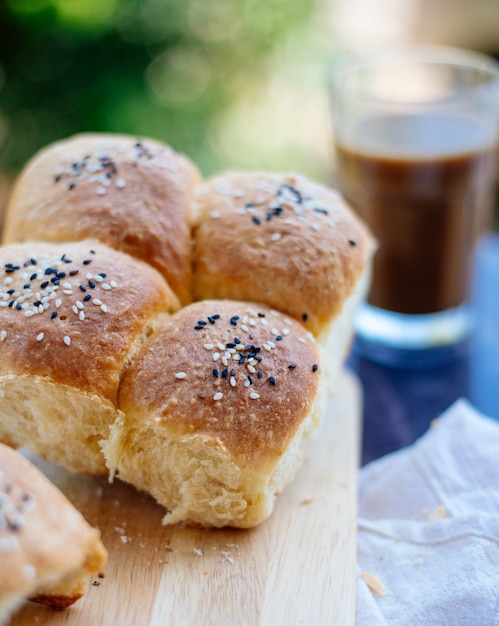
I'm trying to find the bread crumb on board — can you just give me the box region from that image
[428,505,448,521]
[360,572,389,596]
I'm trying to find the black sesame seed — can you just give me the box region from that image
[276,335,283,341]
[23,284,30,289]
[302,313,308,321]
[44,268,53,275]
[68,183,76,190]
[6,289,14,295]
[50,277,59,284]
[63,258,72,264]
[245,202,255,208]
[30,274,37,281]
[30,258,37,266]
[98,273,106,278]
[254,355,262,361]
[69,270,79,277]
[257,371,264,379]
[90,250,96,254]
[288,363,297,369]
[83,294,91,301]
[207,316,215,324]
[247,375,253,384]
[312,364,319,372]
[230,316,239,326]
[83,259,92,265]
[197,320,207,326]
[349,239,357,246]
[252,216,261,225]
[4,268,14,274]
[194,325,204,330]
[15,305,22,310]
[314,207,329,215]
[88,280,96,288]
[269,376,276,386]
[258,312,266,317]
[212,314,220,320]
[54,174,62,183]
[238,356,246,364]
[57,272,66,278]
[51,311,57,319]
[234,337,241,344]
[212,369,219,378]
[226,342,236,349]
[33,300,41,307]
[79,285,87,292]
[230,368,236,377]
[222,368,228,378]
[7,301,14,307]
[40,281,49,289]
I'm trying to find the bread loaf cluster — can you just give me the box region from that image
[0,133,374,529]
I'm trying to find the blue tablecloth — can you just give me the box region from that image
[348,232,499,465]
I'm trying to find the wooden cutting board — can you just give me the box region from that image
[10,368,361,626]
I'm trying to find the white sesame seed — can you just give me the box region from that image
[241,324,249,332]
[95,275,104,282]
[271,232,282,241]
[110,280,117,288]
[235,343,244,351]
[93,298,102,306]
[284,318,292,325]
[250,392,260,400]
[298,337,306,343]
[38,305,44,314]
[24,310,34,317]
[86,272,93,280]
[217,343,225,351]
[63,282,72,289]
[96,186,107,195]
[271,328,279,335]
[36,332,44,341]
[0,330,6,341]
[247,365,256,374]
[4,277,12,285]
[101,283,111,290]
[232,353,241,361]
[225,350,234,357]
[244,379,251,387]
[64,336,71,346]
[203,343,214,350]
[230,376,236,387]
[248,319,257,326]
[268,341,276,349]
[262,343,271,351]
[55,299,62,308]
[72,305,78,314]
[213,392,223,401]
[175,372,186,379]
[63,289,72,295]
[212,352,220,361]
[210,211,221,219]
[75,301,84,310]
[79,311,85,321]
[221,356,228,366]
[259,318,267,325]
[100,304,108,313]
[115,178,126,188]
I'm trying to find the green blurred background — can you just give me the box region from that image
[0,0,332,181]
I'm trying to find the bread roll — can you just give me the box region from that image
[193,171,375,379]
[103,300,325,528]
[0,240,179,475]
[0,443,107,626]
[3,133,200,305]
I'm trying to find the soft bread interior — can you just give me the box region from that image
[0,376,119,475]
[104,370,327,529]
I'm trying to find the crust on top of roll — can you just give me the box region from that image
[0,240,179,474]
[104,300,325,528]
[193,171,375,338]
[3,133,200,305]
[0,443,107,626]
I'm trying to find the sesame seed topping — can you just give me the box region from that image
[230,376,237,387]
[0,330,6,341]
[249,392,260,400]
[204,343,214,350]
[269,376,276,386]
[175,372,186,379]
[63,336,71,346]
[213,392,223,401]
[36,332,44,341]
[312,363,319,372]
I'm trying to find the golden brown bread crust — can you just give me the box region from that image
[118,300,321,473]
[193,171,375,337]
[3,133,200,305]
[0,240,178,403]
[0,443,107,620]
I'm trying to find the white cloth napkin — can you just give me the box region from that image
[356,399,499,626]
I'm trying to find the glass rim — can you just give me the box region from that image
[330,44,499,107]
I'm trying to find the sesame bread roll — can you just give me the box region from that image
[3,133,200,305]
[0,240,179,475]
[193,171,375,379]
[0,443,107,626]
[103,300,325,529]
